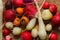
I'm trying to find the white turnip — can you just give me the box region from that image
[31,28,38,38]
[12,27,22,35]
[42,9,53,20]
[5,22,14,30]
[45,24,52,31]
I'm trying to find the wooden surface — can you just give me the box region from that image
[1,0,60,40]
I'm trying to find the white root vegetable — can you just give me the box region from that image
[45,24,52,31]
[42,9,53,20]
[12,27,21,35]
[5,22,14,30]
[31,27,38,38]
[26,18,36,30]
[34,0,47,40]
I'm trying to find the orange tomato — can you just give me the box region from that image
[21,16,29,25]
[16,7,24,16]
[13,17,20,26]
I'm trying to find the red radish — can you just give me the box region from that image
[42,2,50,9]
[4,9,16,21]
[4,35,12,40]
[5,0,12,9]
[13,0,24,7]
[24,4,37,18]
[20,31,32,40]
[51,12,60,26]
[49,32,58,40]
[3,29,10,36]
[49,4,57,13]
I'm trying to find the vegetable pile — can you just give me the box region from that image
[3,0,60,40]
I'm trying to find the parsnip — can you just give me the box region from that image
[34,0,47,40]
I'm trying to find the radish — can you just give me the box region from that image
[13,0,24,7]
[49,32,58,40]
[51,12,60,26]
[4,9,16,21]
[5,0,12,9]
[45,24,52,32]
[12,27,22,35]
[4,35,12,40]
[20,31,32,40]
[49,4,57,13]
[42,2,50,9]
[42,9,53,20]
[5,22,14,30]
[34,0,47,40]
[24,4,37,18]
[3,29,10,36]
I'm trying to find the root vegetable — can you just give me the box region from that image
[45,24,52,31]
[5,22,13,30]
[13,17,21,26]
[51,12,60,26]
[49,32,58,40]
[42,9,53,20]
[12,27,21,35]
[4,35,12,40]
[3,29,10,36]
[31,28,38,38]
[24,4,37,18]
[34,0,47,40]
[16,7,24,16]
[20,31,32,40]
[21,16,29,26]
[26,18,36,30]
[4,9,16,21]
[5,0,12,9]
[49,4,57,13]
[42,2,50,9]
[13,0,24,7]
